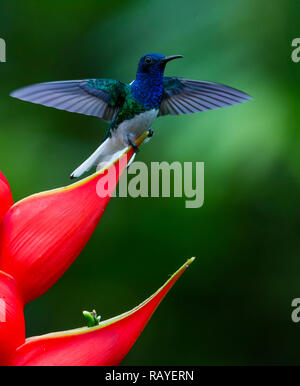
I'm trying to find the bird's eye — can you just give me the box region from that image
[145,56,152,64]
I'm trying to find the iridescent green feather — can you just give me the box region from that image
[87,79,126,107]
[87,79,158,135]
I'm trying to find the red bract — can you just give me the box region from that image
[0,131,194,366]
[0,271,25,365]
[9,258,195,366]
[0,171,13,223]
[0,133,148,303]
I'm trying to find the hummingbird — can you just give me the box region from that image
[10,53,251,178]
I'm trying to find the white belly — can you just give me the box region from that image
[71,109,158,177]
[113,109,158,146]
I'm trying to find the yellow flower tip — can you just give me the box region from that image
[185,257,196,268]
[135,130,151,146]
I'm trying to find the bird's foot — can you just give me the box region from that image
[127,135,139,153]
[148,129,154,138]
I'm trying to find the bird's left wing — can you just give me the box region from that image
[159,77,252,116]
[10,79,126,122]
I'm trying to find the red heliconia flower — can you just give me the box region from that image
[0,171,13,223]
[0,133,149,304]
[0,170,25,363]
[9,258,195,366]
[0,131,194,366]
[0,271,25,365]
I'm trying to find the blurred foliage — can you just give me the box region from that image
[0,0,300,365]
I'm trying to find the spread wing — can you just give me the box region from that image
[159,77,252,116]
[10,79,126,122]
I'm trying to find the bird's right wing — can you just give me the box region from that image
[10,79,126,122]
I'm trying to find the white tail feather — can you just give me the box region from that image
[70,138,128,179]
[70,140,108,179]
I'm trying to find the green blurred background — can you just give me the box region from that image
[0,0,300,365]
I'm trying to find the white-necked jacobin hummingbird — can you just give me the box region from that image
[10,53,251,178]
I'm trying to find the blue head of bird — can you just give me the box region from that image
[136,53,183,81]
[132,53,183,109]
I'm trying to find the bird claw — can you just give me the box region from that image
[131,142,139,153]
[148,129,154,138]
[127,136,139,153]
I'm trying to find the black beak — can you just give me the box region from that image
[161,55,184,64]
